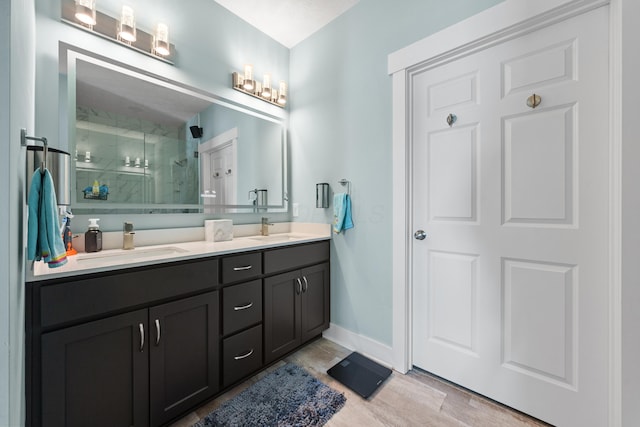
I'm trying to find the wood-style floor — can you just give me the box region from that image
[170,338,551,427]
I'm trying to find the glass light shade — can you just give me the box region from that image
[243,64,254,91]
[278,81,287,105]
[154,23,170,56]
[118,6,137,42]
[75,0,96,25]
[144,159,149,169]
[85,151,91,162]
[262,74,272,98]
[135,157,141,167]
[125,156,130,166]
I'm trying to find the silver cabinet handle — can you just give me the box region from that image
[233,302,253,311]
[155,319,161,345]
[302,276,309,293]
[234,349,254,360]
[139,323,144,352]
[295,278,302,295]
[233,265,252,271]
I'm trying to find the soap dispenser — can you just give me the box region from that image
[85,218,102,253]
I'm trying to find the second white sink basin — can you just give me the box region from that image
[76,246,189,267]
[248,234,307,243]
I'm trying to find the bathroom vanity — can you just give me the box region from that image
[25,229,330,427]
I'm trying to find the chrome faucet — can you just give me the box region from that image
[261,217,274,236]
[123,221,135,249]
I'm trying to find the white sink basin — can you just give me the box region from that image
[75,246,189,267]
[248,234,307,243]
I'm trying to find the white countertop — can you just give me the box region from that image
[27,222,331,282]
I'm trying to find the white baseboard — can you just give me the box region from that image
[322,323,394,369]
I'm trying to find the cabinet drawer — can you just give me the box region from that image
[264,241,329,275]
[222,325,263,387]
[39,258,219,329]
[221,252,262,284]
[222,279,262,336]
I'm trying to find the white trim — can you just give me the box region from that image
[389,0,621,425]
[322,323,393,369]
[608,1,622,426]
[391,71,411,374]
[388,0,608,75]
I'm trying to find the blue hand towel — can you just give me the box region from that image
[333,193,354,234]
[27,169,68,268]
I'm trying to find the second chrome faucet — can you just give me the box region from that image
[261,217,274,236]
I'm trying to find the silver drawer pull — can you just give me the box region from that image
[139,323,144,352]
[155,319,161,345]
[234,349,254,360]
[233,265,253,271]
[233,302,253,311]
[302,276,309,293]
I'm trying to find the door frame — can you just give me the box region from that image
[389,0,622,425]
[198,127,238,205]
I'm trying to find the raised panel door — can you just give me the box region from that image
[41,309,149,427]
[300,263,330,342]
[149,291,219,427]
[411,7,609,426]
[264,270,301,364]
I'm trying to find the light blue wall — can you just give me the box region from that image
[289,0,504,346]
[1,1,35,426]
[34,0,291,231]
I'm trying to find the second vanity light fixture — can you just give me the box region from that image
[65,0,174,64]
[232,64,287,108]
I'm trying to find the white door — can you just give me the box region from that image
[411,7,609,427]
[198,128,238,211]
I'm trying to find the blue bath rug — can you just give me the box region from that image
[193,364,346,427]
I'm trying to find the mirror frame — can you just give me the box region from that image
[61,45,289,214]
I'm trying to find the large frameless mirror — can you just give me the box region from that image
[62,47,287,215]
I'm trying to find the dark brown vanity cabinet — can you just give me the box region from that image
[263,242,330,364]
[40,292,219,427]
[27,259,220,427]
[27,240,330,427]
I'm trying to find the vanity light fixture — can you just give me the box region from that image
[277,81,287,105]
[243,65,255,91]
[232,68,287,108]
[144,159,149,169]
[84,151,91,163]
[74,0,96,26]
[61,0,175,64]
[124,156,130,166]
[118,5,137,43]
[153,23,170,56]
[135,157,141,168]
[262,74,272,98]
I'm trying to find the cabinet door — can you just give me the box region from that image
[149,291,220,427]
[301,262,330,342]
[41,309,149,427]
[264,270,302,364]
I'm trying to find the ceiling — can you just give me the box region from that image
[213,0,360,48]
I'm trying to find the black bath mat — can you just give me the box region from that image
[327,352,392,399]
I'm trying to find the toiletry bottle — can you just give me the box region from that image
[85,218,102,252]
[92,180,100,195]
[123,221,135,250]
